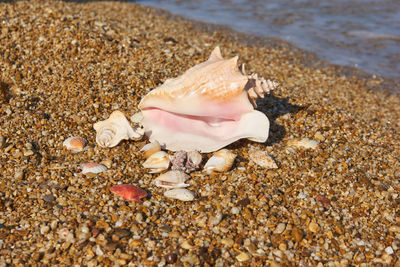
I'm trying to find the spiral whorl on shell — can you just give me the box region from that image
[93,110,140,148]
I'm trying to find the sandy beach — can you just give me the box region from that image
[0,1,399,266]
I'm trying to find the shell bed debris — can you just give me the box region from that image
[1,1,400,266]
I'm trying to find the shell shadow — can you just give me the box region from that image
[258,94,306,145]
[227,94,306,150]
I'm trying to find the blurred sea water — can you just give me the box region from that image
[134,0,400,81]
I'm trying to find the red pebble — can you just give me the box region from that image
[110,184,148,202]
[315,194,331,207]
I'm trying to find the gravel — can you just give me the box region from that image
[0,0,399,266]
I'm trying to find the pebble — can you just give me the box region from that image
[308,222,320,233]
[274,223,286,234]
[181,240,194,250]
[236,252,250,262]
[165,253,177,264]
[292,226,304,242]
[389,225,400,232]
[135,212,144,223]
[220,238,234,247]
[40,225,50,235]
[180,254,200,265]
[385,246,394,255]
[231,207,240,215]
[14,169,24,180]
[209,212,223,226]
[0,136,5,148]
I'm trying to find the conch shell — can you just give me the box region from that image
[93,111,142,148]
[139,46,276,153]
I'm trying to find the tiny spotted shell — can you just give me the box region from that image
[110,184,148,202]
[164,188,195,201]
[63,136,87,152]
[248,149,278,169]
[80,163,107,174]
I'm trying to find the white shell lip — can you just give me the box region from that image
[164,188,195,201]
[80,162,107,174]
[153,170,190,189]
[142,151,170,173]
[93,110,142,148]
[62,136,87,152]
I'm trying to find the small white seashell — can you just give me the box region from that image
[80,162,107,174]
[130,112,144,124]
[248,149,278,169]
[287,138,319,149]
[63,136,87,153]
[186,151,202,171]
[153,170,190,189]
[93,110,141,148]
[204,149,236,173]
[142,151,170,173]
[164,188,195,201]
[140,141,161,159]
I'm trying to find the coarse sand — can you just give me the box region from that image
[0,1,399,266]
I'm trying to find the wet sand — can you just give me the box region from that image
[0,1,399,266]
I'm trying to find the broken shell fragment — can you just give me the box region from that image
[110,184,147,202]
[139,46,276,153]
[93,110,141,148]
[63,136,87,153]
[164,188,195,201]
[204,149,236,173]
[153,170,190,189]
[130,111,144,124]
[287,138,319,149]
[80,163,107,175]
[142,151,170,173]
[248,149,278,169]
[140,141,161,159]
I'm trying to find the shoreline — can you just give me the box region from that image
[141,2,400,95]
[0,1,399,265]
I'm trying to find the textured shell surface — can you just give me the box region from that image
[139,46,276,153]
[153,170,190,188]
[80,162,107,174]
[204,149,236,173]
[63,136,87,152]
[140,141,161,159]
[93,110,140,148]
[110,184,147,202]
[186,151,202,172]
[248,149,278,169]
[142,151,170,173]
[164,188,195,201]
[287,138,319,149]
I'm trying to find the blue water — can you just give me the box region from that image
[135,0,400,81]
